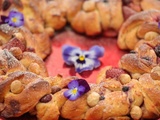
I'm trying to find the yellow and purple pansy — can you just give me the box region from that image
[1,10,24,27]
[64,79,90,101]
[62,45,104,73]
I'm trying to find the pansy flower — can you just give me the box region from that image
[1,10,24,27]
[62,45,104,73]
[64,79,90,101]
[157,16,160,29]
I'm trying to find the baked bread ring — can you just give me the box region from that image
[117,9,160,50]
[119,36,160,74]
[0,0,160,120]
[0,71,51,118]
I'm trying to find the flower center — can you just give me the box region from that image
[79,55,85,61]
[71,88,78,95]
[12,17,17,23]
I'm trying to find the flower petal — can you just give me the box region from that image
[63,89,80,101]
[69,56,79,65]
[62,45,82,65]
[68,80,79,89]
[88,45,104,58]
[69,92,80,101]
[76,65,94,73]
[62,45,104,73]
[74,58,96,73]
[8,10,24,27]
[62,45,81,56]
[78,85,85,94]
[77,79,90,93]
[64,79,90,101]
[9,11,17,16]
[1,16,8,23]
[12,20,23,27]
[63,89,72,98]
[92,59,101,68]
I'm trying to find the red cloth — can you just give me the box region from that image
[45,30,127,83]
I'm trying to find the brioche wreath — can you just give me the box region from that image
[0,0,160,120]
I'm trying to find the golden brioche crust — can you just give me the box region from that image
[117,9,160,50]
[1,0,160,120]
[119,36,160,74]
[0,71,51,118]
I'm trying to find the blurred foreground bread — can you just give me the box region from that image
[0,71,51,118]
[36,72,131,120]
[0,0,160,120]
[0,47,160,119]
[0,48,51,118]
[35,66,160,120]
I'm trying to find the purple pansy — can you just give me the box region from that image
[157,16,160,29]
[0,10,24,27]
[64,79,90,101]
[62,45,104,73]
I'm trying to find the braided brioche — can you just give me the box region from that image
[2,0,160,38]
[0,0,160,120]
[0,71,51,118]
[0,0,52,59]
[0,24,52,59]
[0,47,48,76]
[119,35,160,75]
[117,9,160,50]
[34,66,160,120]
[35,72,131,120]
[1,47,160,119]
[0,48,51,118]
